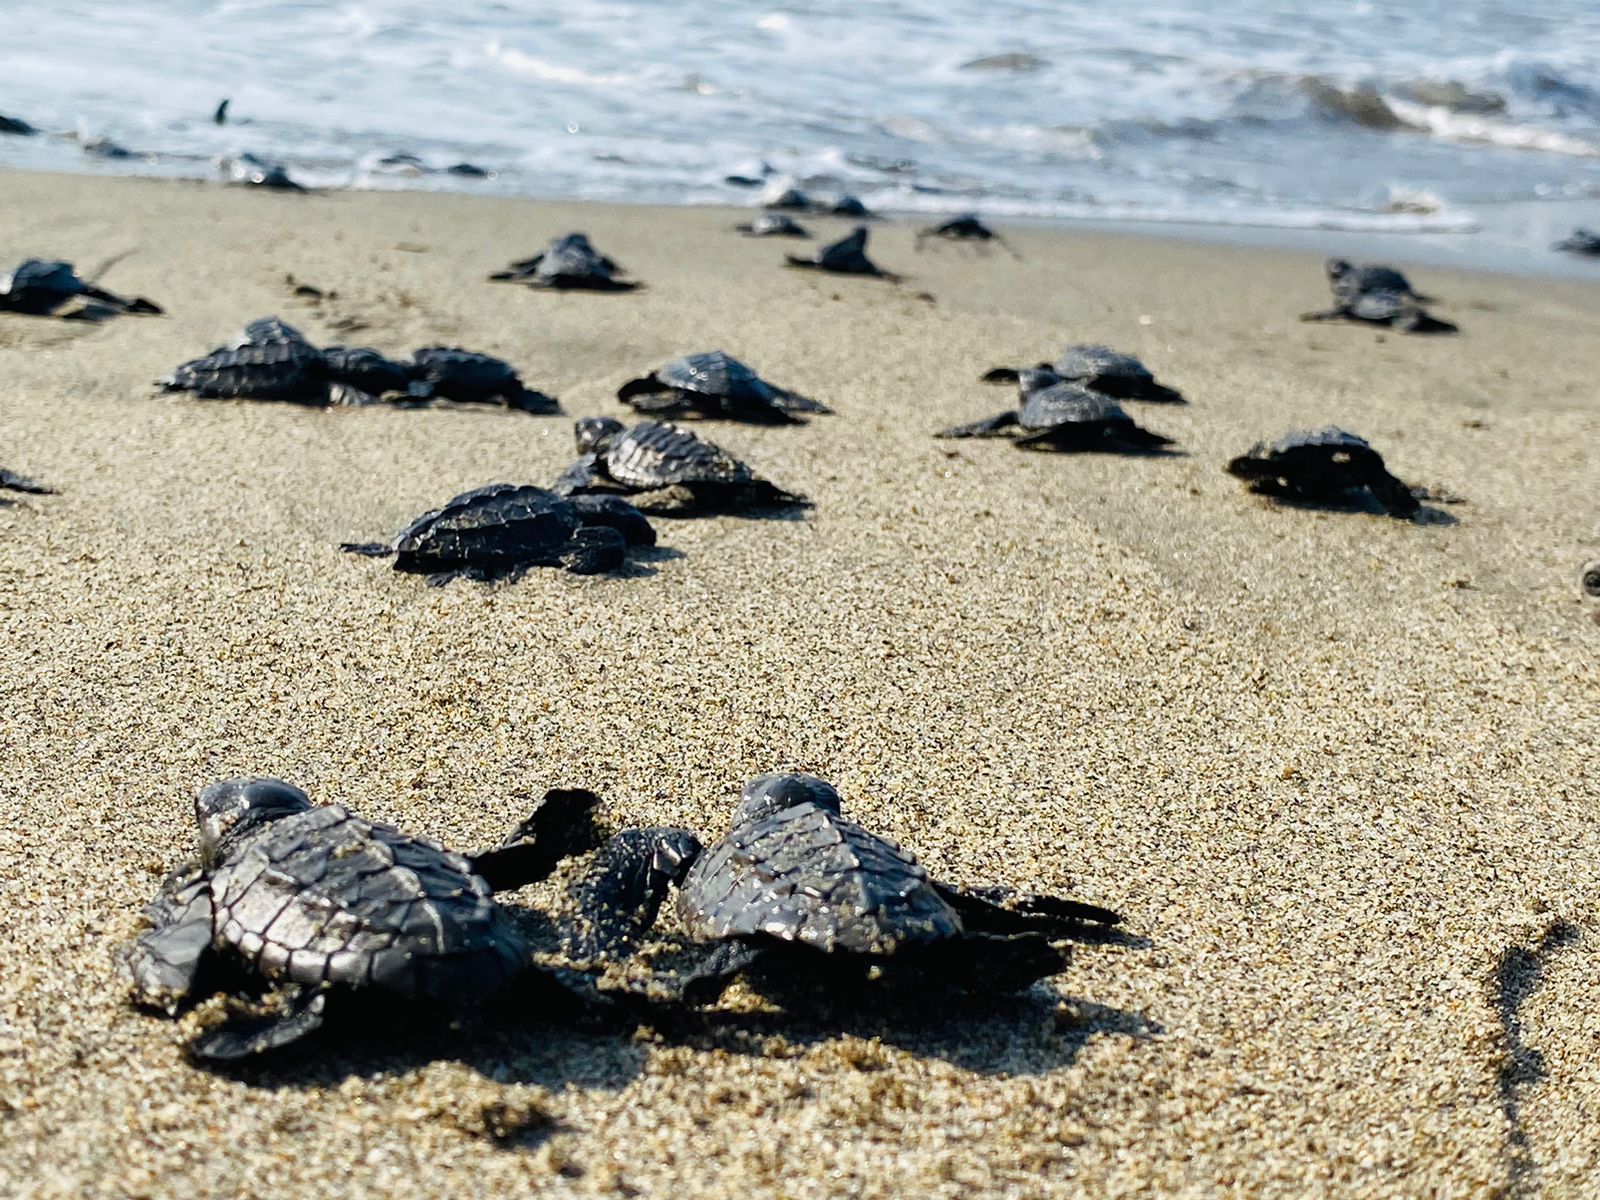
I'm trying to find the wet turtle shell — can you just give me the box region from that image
[125,777,604,1060]
[552,419,809,515]
[1226,427,1419,517]
[1326,258,1429,302]
[616,351,830,423]
[341,482,648,580]
[406,347,559,413]
[939,375,1174,452]
[735,213,809,238]
[490,233,636,291]
[161,337,331,403]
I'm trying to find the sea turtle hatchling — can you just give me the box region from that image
[982,346,1184,403]
[734,213,810,238]
[341,483,656,581]
[563,772,1122,1006]
[0,258,162,319]
[1226,427,1420,517]
[1325,258,1433,303]
[616,351,831,424]
[125,777,608,1060]
[553,418,810,515]
[405,347,559,413]
[916,213,1018,257]
[489,233,638,291]
[1554,229,1600,257]
[938,369,1175,452]
[1,468,54,497]
[785,227,899,280]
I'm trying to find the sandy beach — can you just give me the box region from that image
[2,169,1598,1199]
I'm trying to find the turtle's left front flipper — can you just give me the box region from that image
[935,882,1122,939]
[188,986,328,1062]
[470,788,606,893]
[124,865,218,1016]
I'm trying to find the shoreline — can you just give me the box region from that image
[3,158,1599,283]
[3,168,1599,1199]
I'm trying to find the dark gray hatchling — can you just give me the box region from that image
[489,232,637,291]
[405,347,560,413]
[734,213,810,238]
[1555,229,1600,257]
[785,227,899,280]
[553,418,810,516]
[983,346,1184,403]
[0,258,162,319]
[563,773,1122,1006]
[341,483,656,582]
[1304,260,1454,333]
[125,777,606,1060]
[616,351,831,424]
[1325,258,1432,303]
[915,213,1018,257]
[939,368,1174,452]
[1,468,54,497]
[1226,427,1420,517]
[160,336,342,405]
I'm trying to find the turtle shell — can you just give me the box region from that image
[164,338,328,401]
[207,802,526,1000]
[678,800,965,956]
[1018,382,1136,432]
[655,352,780,404]
[235,316,312,347]
[1054,345,1153,382]
[532,233,621,283]
[598,421,758,490]
[409,347,521,401]
[390,483,592,573]
[0,260,82,313]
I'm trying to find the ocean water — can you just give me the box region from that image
[3,0,1600,240]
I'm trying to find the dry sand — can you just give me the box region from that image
[1,170,1598,1199]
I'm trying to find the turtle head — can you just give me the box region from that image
[733,772,842,826]
[196,777,312,866]
[575,416,625,455]
[1016,366,1061,395]
[1325,258,1352,281]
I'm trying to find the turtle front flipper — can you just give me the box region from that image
[0,468,55,495]
[125,865,217,1015]
[470,787,606,893]
[936,410,1019,438]
[935,882,1121,939]
[569,494,657,547]
[677,940,767,1006]
[339,542,395,558]
[1367,470,1422,518]
[562,828,702,961]
[980,366,1020,384]
[1298,308,1341,323]
[770,388,831,416]
[560,526,628,574]
[187,985,328,1062]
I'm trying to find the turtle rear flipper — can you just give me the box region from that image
[188,986,328,1062]
[937,410,1020,438]
[339,542,394,557]
[770,388,831,416]
[507,387,561,415]
[471,787,605,893]
[1391,308,1458,335]
[911,931,1067,994]
[1369,472,1421,518]
[935,882,1121,939]
[561,525,627,574]
[125,867,216,1015]
[678,940,768,1006]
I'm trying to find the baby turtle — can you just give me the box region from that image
[125,777,606,1060]
[1554,228,1600,257]
[342,483,654,581]
[734,213,810,238]
[0,259,162,319]
[1,468,54,496]
[553,418,810,516]
[616,351,830,424]
[1301,288,1457,334]
[938,369,1175,452]
[566,772,1122,1005]
[785,227,899,280]
[1226,427,1419,517]
[228,154,305,191]
[161,337,337,404]
[762,186,811,211]
[1326,258,1432,303]
[983,346,1184,403]
[826,194,874,218]
[916,213,1018,257]
[405,347,559,413]
[489,233,637,291]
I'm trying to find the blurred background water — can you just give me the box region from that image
[3,1,1600,266]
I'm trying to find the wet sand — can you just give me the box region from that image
[2,169,1598,1199]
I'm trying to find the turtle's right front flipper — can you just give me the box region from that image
[562,827,702,961]
[124,865,217,1015]
[936,410,1019,438]
[471,788,606,893]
